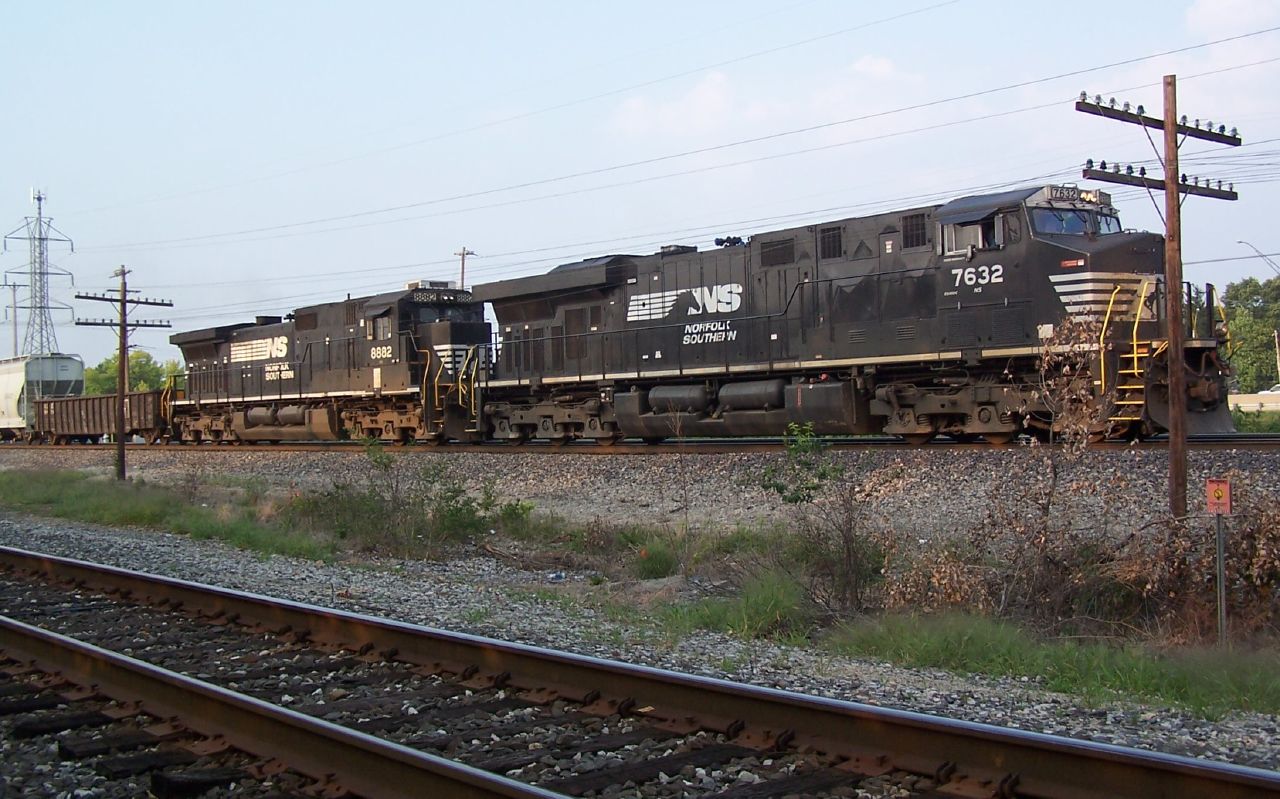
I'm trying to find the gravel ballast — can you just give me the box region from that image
[1,445,1277,778]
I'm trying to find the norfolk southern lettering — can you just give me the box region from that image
[683,319,736,345]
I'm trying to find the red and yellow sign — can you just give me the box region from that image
[1206,479,1232,515]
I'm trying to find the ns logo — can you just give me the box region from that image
[626,282,744,322]
[688,283,743,315]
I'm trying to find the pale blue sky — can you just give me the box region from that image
[3,0,1278,365]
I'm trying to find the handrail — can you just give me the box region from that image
[1098,283,1124,394]
[1131,279,1154,368]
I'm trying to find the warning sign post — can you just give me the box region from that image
[1206,478,1232,645]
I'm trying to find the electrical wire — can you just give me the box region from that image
[81,28,1280,253]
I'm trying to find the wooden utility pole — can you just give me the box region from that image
[1075,76,1241,518]
[455,247,476,289]
[1163,75,1187,518]
[76,267,172,481]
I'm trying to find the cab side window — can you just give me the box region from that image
[942,216,1003,254]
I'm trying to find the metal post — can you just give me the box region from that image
[115,268,128,481]
[7,282,18,357]
[1215,512,1227,646]
[1274,329,1279,385]
[1163,75,1187,519]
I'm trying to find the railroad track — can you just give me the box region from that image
[2,433,1279,456]
[2,547,1277,798]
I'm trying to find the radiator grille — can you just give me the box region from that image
[945,313,978,346]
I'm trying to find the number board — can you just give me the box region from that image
[1206,478,1232,515]
[1048,186,1079,201]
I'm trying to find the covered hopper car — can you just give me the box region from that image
[0,354,84,441]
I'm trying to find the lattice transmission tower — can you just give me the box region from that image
[4,190,74,355]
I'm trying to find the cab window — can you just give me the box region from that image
[942,215,1002,254]
[1031,208,1090,235]
[1096,214,1123,235]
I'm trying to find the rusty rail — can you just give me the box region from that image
[0,614,558,799]
[3,546,1279,798]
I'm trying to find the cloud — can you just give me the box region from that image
[609,71,737,138]
[1186,0,1280,36]
[851,54,896,79]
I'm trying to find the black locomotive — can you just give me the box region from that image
[154,184,1231,445]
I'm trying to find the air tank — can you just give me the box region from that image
[648,385,710,413]
[276,405,307,426]
[718,379,785,411]
[245,407,275,426]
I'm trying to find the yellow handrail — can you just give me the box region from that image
[1131,278,1153,366]
[1098,283,1124,394]
[1215,297,1232,354]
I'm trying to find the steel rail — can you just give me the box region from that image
[2,433,1278,455]
[0,614,559,799]
[3,546,1279,798]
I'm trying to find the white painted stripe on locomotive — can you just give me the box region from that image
[169,388,419,407]
[1048,272,1150,283]
[481,352,966,388]
[625,289,686,322]
[1055,291,1142,303]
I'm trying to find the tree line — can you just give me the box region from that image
[83,351,183,395]
[1224,274,1280,393]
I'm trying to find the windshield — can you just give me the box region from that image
[1031,208,1090,235]
[1096,214,1123,234]
[1030,208,1122,236]
[418,305,479,323]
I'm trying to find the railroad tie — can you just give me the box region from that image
[151,767,251,799]
[471,726,678,775]
[541,742,757,796]
[699,768,858,799]
[60,729,172,759]
[95,748,199,779]
[12,709,115,738]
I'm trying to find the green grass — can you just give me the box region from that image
[1231,408,1280,433]
[658,570,818,640]
[0,470,332,560]
[828,613,1280,717]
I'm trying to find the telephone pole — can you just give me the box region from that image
[2,278,26,357]
[1076,76,1241,519]
[76,267,172,481]
[455,247,476,289]
[3,191,74,355]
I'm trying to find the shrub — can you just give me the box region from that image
[659,570,817,639]
[633,538,679,579]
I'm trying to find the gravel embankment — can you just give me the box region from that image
[1,445,1278,776]
[3,445,1279,533]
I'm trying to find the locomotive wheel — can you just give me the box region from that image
[594,434,622,447]
[642,436,665,445]
[901,433,933,446]
[982,432,1014,446]
[549,436,571,447]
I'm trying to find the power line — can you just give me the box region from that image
[82,29,1280,253]
[62,0,959,219]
